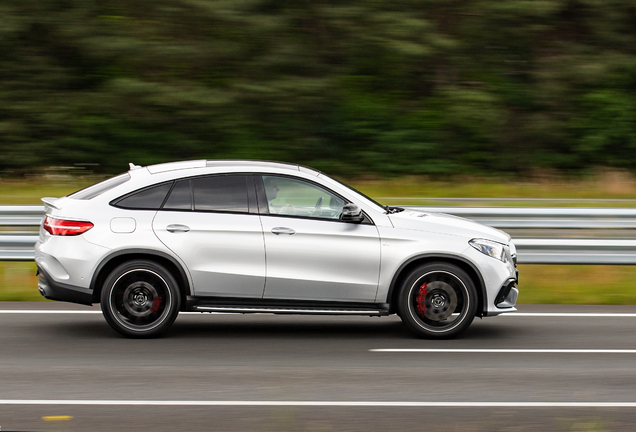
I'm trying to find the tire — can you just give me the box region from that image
[397,262,478,339]
[101,260,181,338]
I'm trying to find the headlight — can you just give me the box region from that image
[469,238,509,263]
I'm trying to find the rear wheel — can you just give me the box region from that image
[398,262,478,339]
[101,260,180,338]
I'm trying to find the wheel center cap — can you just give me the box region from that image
[133,293,148,306]
[431,294,446,308]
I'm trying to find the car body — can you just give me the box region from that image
[35,160,519,338]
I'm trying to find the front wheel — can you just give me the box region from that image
[101,260,181,338]
[397,262,478,339]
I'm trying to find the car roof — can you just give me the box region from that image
[141,159,322,176]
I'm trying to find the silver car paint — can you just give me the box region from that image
[35,160,517,316]
[260,215,381,302]
[153,211,266,298]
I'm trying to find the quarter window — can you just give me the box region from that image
[113,182,172,210]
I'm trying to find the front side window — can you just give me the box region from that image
[262,175,346,220]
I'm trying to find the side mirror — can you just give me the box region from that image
[341,204,364,223]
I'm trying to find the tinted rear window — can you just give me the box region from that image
[114,182,173,210]
[193,175,248,213]
[68,173,131,200]
[163,179,192,210]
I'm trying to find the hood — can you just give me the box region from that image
[388,209,511,244]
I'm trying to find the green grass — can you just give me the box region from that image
[348,170,636,207]
[0,178,94,205]
[518,265,636,304]
[0,262,47,301]
[3,169,636,205]
[6,260,636,304]
[3,173,636,303]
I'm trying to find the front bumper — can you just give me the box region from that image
[495,277,519,309]
[37,266,93,306]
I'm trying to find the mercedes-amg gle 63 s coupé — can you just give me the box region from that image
[36,160,519,338]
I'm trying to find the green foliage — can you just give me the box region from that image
[1,0,636,176]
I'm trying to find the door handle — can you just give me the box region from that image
[166,224,190,233]
[271,227,295,235]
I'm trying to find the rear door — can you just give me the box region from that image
[153,174,266,298]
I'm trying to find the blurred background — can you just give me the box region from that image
[2,0,636,304]
[1,0,635,176]
[3,5,636,430]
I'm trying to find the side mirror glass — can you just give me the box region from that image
[341,203,364,223]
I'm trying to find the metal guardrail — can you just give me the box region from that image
[0,206,45,226]
[0,235,40,261]
[4,205,636,264]
[411,206,636,229]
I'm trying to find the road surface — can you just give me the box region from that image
[1,302,636,431]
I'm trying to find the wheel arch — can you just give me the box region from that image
[90,249,191,311]
[386,254,486,317]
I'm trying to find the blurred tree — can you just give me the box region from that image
[0,0,635,176]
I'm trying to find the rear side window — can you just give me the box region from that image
[69,173,131,200]
[113,182,173,210]
[163,179,192,210]
[192,175,249,213]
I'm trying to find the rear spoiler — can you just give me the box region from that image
[41,197,61,210]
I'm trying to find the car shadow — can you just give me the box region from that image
[45,313,515,342]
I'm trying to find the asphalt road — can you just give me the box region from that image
[1,302,636,432]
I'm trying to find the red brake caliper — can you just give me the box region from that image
[151,296,162,313]
[416,282,427,315]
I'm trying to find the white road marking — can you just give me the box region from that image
[0,310,227,314]
[1,310,636,317]
[371,349,636,353]
[0,310,101,314]
[505,313,636,317]
[0,400,635,407]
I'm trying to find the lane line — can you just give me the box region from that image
[0,400,636,407]
[0,311,225,315]
[1,310,636,317]
[371,349,636,353]
[505,313,636,317]
[0,310,101,314]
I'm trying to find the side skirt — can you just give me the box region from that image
[186,296,391,317]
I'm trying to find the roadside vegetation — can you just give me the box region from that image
[3,173,636,304]
[2,1,636,178]
[4,168,636,206]
[4,260,636,305]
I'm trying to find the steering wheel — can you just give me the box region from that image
[311,196,323,216]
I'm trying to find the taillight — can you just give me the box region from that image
[43,216,94,236]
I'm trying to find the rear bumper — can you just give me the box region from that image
[37,266,94,306]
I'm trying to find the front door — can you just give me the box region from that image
[259,175,381,302]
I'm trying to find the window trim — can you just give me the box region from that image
[160,173,257,215]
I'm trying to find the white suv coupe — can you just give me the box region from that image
[35,160,518,338]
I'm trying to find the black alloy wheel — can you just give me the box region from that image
[398,262,478,339]
[101,260,181,338]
